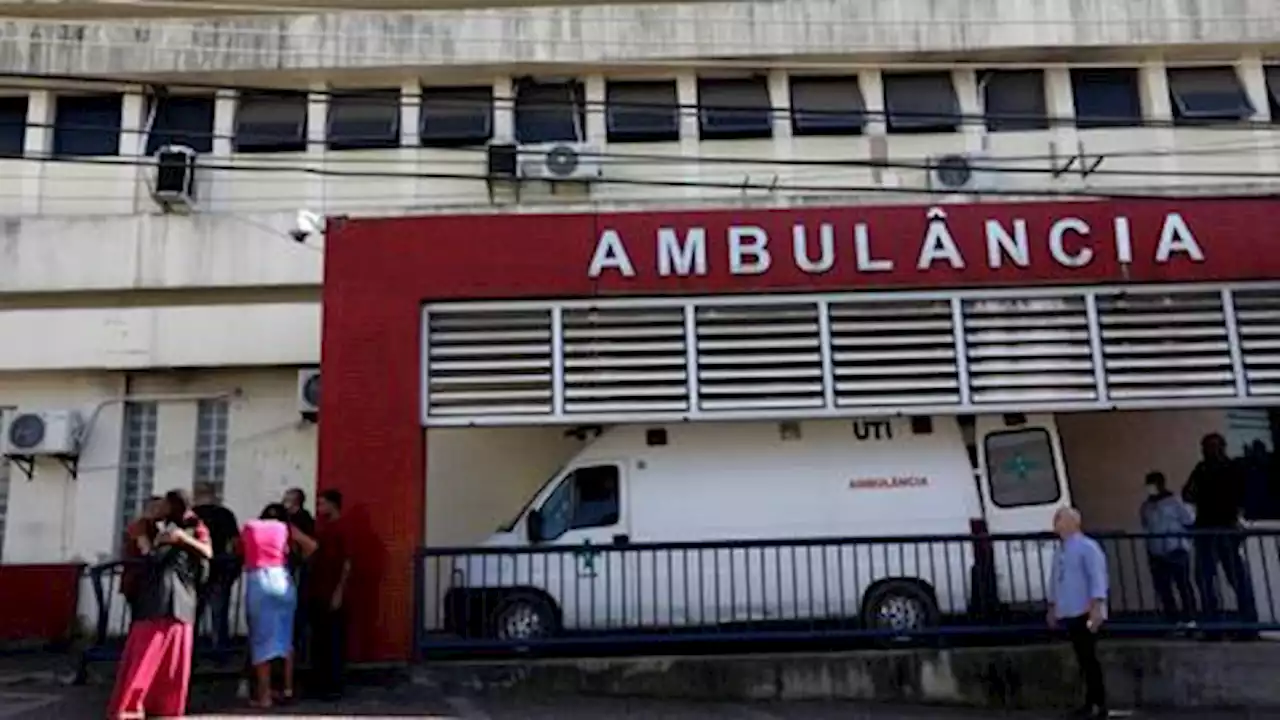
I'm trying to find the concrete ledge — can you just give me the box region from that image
[420,640,1280,710]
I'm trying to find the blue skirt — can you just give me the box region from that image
[245,566,296,664]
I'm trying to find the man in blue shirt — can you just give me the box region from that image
[1048,506,1109,719]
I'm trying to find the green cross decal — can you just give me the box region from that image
[1001,453,1042,481]
[574,540,600,578]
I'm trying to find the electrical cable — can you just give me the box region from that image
[11,149,1280,201]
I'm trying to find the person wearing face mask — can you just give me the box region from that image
[1139,471,1197,628]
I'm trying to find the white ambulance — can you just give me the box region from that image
[442,414,1069,641]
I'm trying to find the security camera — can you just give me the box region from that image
[291,209,325,243]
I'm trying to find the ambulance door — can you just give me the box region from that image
[974,414,1068,608]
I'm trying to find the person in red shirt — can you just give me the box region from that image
[307,489,351,700]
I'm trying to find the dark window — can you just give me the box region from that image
[145,94,214,155]
[0,96,27,158]
[420,86,493,146]
[53,94,122,157]
[790,76,865,136]
[327,90,400,150]
[982,70,1049,132]
[1167,66,1254,125]
[514,81,585,144]
[538,465,621,540]
[882,72,960,134]
[698,77,772,139]
[606,80,680,142]
[1071,68,1143,129]
[234,92,307,153]
[985,429,1062,508]
[1267,66,1280,122]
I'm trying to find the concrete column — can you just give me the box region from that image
[306,82,328,210]
[1138,58,1176,178]
[212,89,236,157]
[952,68,983,151]
[675,71,701,197]
[119,87,147,214]
[1043,67,1081,184]
[21,90,51,214]
[583,74,606,145]
[492,76,514,144]
[857,70,887,186]
[399,80,423,206]
[768,70,793,166]
[1238,54,1275,174]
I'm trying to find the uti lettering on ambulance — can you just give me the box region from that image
[848,476,929,490]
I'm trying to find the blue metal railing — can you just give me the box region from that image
[414,528,1280,657]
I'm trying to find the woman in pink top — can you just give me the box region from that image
[241,503,314,709]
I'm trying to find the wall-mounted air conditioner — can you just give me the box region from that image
[518,143,603,182]
[1,409,84,457]
[297,368,320,421]
[929,153,1001,193]
[152,144,199,211]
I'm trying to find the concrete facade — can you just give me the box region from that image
[0,0,1278,578]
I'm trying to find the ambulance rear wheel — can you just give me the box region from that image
[861,580,940,641]
[490,592,560,642]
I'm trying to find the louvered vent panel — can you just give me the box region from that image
[1098,292,1235,399]
[562,306,689,414]
[695,303,824,410]
[828,299,960,407]
[426,310,553,416]
[1231,289,1280,396]
[963,296,1096,404]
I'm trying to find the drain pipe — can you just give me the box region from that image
[78,385,245,453]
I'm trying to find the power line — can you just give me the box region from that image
[12,149,1280,201]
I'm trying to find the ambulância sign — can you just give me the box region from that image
[587,205,1205,280]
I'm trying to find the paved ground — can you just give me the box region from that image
[4,656,1280,719]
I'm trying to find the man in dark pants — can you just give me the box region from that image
[1183,433,1258,637]
[1048,507,1109,719]
[308,489,351,701]
[283,487,316,660]
[192,481,239,659]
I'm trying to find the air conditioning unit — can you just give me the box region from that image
[929,153,1000,193]
[297,368,320,420]
[152,144,198,211]
[518,143,603,182]
[1,409,85,457]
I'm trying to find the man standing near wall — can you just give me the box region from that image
[307,489,350,701]
[192,482,240,658]
[1182,432,1258,637]
[1048,506,1109,719]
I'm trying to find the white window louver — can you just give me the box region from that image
[1232,288,1280,397]
[561,306,689,414]
[964,296,1096,404]
[828,299,960,407]
[426,309,554,416]
[695,303,825,410]
[1098,291,1236,400]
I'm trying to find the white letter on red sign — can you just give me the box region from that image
[916,209,965,271]
[854,223,892,272]
[729,226,771,275]
[587,228,637,278]
[791,223,835,274]
[1155,212,1205,263]
[1048,217,1093,268]
[657,227,707,277]
[985,219,1030,268]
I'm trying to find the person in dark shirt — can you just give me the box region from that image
[193,482,240,655]
[119,496,164,613]
[1182,433,1258,631]
[282,487,316,662]
[307,489,351,700]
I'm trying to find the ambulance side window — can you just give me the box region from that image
[537,465,621,540]
[984,429,1061,508]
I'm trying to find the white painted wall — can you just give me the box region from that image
[0,368,317,564]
